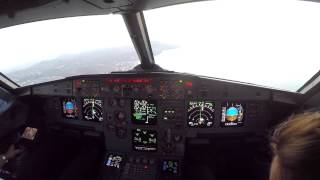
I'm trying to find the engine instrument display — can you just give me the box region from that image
[61,97,78,119]
[132,129,157,152]
[131,100,157,125]
[82,98,103,122]
[221,102,245,127]
[187,101,215,127]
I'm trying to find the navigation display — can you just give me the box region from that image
[221,102,245,127]
[187,101,215,128]
[131,99,157,125]
[162,160,179,175]
[132,129,157,152]
[61,97,78,119]
[82,98,103,122]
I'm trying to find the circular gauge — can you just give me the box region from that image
[187,101,215,127]
[65,101,75,114]
[82,98,103,122]
[226,107,239,121]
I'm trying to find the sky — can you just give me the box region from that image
[0,14,131,72]
[1,0,320,91]
[145,0,320,91]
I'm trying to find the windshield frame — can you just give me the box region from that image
[0,73,19,90]
[298,71,320,94]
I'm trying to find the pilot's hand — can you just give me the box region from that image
[5,145,23,160]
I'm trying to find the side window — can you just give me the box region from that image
[0,98,10,114]
[0,87,14,115]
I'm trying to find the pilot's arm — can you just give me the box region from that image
[0,145,22,169]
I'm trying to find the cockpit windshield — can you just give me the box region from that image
[0,15,140,86]
[1,0,320,92]
[145,0,320,92]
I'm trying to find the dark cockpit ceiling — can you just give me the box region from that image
[0,0,318,29]
[0,0,208,29]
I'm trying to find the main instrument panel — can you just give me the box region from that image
[21,72,300,180]
[32,72,272,173]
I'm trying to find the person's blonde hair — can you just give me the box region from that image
[270,111,320,180]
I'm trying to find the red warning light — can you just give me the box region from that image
[105,78,152,84]
[74,80,81,88]
[185,81,193,87]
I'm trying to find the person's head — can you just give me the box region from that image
[270,111,320,180]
